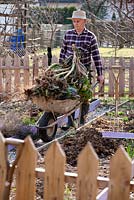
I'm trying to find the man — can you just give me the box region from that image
[59,9,104,128]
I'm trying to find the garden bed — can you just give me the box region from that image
[0,98,134,199]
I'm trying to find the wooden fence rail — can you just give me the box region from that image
[0,132,134,200]
[0,55,134,97]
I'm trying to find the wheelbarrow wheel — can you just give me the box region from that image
[38,112,57,142]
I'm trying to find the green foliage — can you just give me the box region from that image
[64,184,73,200]
[57,7,76,24]
[29,6,76,25]
[106,111,115,117]
[22,117,36,125]
[117,111,125,116]
[78,76,92,101]
[82,0,108,19]
[126,140,134,159]
[122,116,129,122]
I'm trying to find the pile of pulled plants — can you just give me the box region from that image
[25,46,93,102]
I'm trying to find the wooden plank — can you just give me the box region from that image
[44,141,66,200]
[0,132,7,199]
[108,58,115,97]
[5,138,24,146]
[89,99,100,112]
[16,136,37,200]
[129,58,134,97]
[102,131,134,139]
[35,167,134,192]
[0,23,18,26]
[108,145,131,200]
[0,66,29,70]
[32,54,39,84]
[0,13,18,17]
[119,58,125,96]
[14,55,21,92]
[131,160,134,179]
[77,142,99,200]
[42,54,48,69]
[0,32,14,36]
[52,55,58,64]
[96,187,108,200]
[23,54,30,89]
[0,57,3,93]
[5,55,12,93]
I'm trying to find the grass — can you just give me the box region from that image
[99,47,134,57]
[126,140,134,159]
[51,47,134,58]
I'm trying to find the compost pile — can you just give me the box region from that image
[59,121,127,167]
[25,49,92,102]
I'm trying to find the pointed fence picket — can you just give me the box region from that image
[32,54,39,84]
[23,54,30,88]
[44,141,66,200]
[108,146,132,200]
[0,55,134,97]
[5,55,12,94]
[0,134,7,200]
[15,136,37,200]
[1,132,134,200]
[14,55,21,92]
[77,142,98,200]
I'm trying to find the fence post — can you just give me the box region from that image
[32,54,39,84]
[44,141,66,200]
[42,54,48,69]
[0,57,3,94]
[52,55,58,64]
[0,132,7,200]
[108,145,131,200]
[129,57,134,97]
[5,55,12,94]
[15,136,37,200]
[23,54,30,89]
[77,142,99,200]
[108,58,115,97]
[119,57,125,96]
[14,55,21,92]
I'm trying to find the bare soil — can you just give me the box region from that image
[0,98,134,199]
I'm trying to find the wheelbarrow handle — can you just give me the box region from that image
[91,81,99,90]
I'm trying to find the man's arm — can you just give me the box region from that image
[59,35,67,64]
[91,35,104,84]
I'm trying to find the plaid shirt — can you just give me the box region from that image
[59,28,102,76]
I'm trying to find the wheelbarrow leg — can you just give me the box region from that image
[68,112,75,126]
[61,112,76,131]
[78,102,89,126]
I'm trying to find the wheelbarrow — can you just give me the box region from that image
[31,82,99,142]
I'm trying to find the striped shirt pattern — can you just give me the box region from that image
[59,28,102,76]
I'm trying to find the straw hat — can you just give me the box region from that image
[67,10,87,20]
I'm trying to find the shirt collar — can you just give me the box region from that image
[73,27,88,35]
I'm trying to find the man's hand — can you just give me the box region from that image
[97,75,104,86]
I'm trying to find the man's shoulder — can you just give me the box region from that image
[84,28,96,37]
[65,29,75,34]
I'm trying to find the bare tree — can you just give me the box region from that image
[110,0,134,23]
[29,2,61,65]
